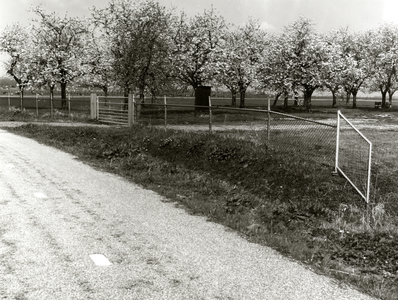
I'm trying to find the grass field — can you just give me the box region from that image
[1,103,398,299]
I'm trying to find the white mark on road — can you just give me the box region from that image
[6,164,14,168]
[34,192,47,198]
[90,254,112,266]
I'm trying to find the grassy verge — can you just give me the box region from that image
[3,116,398,299]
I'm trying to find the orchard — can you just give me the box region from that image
[0,0,397,109]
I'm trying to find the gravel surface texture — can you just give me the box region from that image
[0,127,377,300]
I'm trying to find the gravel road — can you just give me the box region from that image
[0,127,377,300]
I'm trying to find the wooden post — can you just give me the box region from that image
[128,93,134,127]
[90,93,97,120]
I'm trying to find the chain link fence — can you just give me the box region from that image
[267,112,336,167]
[132,99,337,168]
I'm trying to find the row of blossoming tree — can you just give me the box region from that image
[1,0,397,110]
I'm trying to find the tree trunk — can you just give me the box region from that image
[239,88,246,108]
[61,81,67,108]
[123,87,130,98]
[388,90,395,107]
[303,88,315,111]
[231,89,237,107]
[332,91,337,108]
[11,76,25,109]
[381,91,387,108]
[345,90,351,105]
[123,87,130,110]
[103,86,108,97]
[139,87,145,104]
[283,91,289,109]
[102,86,109,106]
[19,86,24,110]
[135,86,145,118]
[273,92,281,107]
[352,90,358,109]
[380,86,388,108]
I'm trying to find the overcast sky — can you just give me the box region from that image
[1,0,397,76]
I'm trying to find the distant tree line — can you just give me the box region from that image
[0,0,397,109]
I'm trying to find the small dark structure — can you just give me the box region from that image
[195,86,211,111]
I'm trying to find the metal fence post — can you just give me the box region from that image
[68,93,71,119]
[20,87,23,110]
[50,92,54,119]
[366,142,372,204]
[96,96,99,120]
[35,94,39,117]
[334,110,340,174]
[133,94,136,124]
[209,96,212,134]
[90,93,97,120]
[267,98,271,144]
[164,95,167,130]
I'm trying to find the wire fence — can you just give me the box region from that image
[267,112,337,167]
[0,94,91,120]
[0,94,338,169]
[3,93,384,203]
[130,100,337,168]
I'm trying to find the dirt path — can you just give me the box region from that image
[0,128,376,299]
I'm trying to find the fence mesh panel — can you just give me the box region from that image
[336,112,372,202]
[268,113,336,167]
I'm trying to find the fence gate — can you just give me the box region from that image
[91,93,134,126]
[335,110,372,203]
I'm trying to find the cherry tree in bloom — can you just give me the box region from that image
[91,0,174,102]
[0,23,36,106]
[260,17,324,110]
[280,17,325,110]
[320,29,354,107]
[258,35,297,108]
[336,30,373,108]
[367,23,398,108]
[214,19,268,108]
[170,7,227,92]
[81,29,115,97]
[30,5,90,106]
